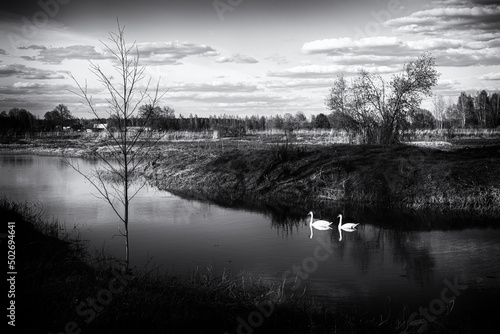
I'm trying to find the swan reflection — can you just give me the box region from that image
[337,214,359,241]
[308,211,333,239]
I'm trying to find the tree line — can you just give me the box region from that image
[431,91,500,129]
[2,88,498,139]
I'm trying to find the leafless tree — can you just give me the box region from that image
[432,95,446,129]
[66,20,165,269]
[326,52,440,144]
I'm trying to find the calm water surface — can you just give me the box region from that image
[1,154,499,317]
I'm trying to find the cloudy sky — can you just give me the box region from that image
[1,0,499,118]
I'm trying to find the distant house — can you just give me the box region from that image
[93,124,107,132]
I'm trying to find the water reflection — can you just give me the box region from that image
[307,211,334,239]
[1,154,499,318]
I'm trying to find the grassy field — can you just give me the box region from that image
[146,140,500,216]
[4,197,495,333]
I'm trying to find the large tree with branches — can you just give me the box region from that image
[326,52,440,144]
[66,21,165,269]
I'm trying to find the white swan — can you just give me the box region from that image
[337,214,359,241]
[337,214,359,231]
[308,211,332,239]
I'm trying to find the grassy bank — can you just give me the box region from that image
[2,197,439,334]
[146,142,500,215]
[2,133,500,214]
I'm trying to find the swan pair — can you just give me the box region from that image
[307,211,359,240]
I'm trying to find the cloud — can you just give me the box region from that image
[0,49,6,55]
[137,41,219,65]
[169,81,258,93]
[215,53,258,64]
[18,45,47,50]
[264,78,338,89]
[302,34,500,67]
[265,54,289,65]
[1,82,72,94]
[20,56,36,61]
[385,2,500,38]
[300,1,500,70]
[302,36,403,55]
[13,82,50,89]
[168,91,298,104]
[35,45,112,64]
[0,64,66,79]
[302,36,471,56]
[268,64,397,78]
[436,79,461,89]
[479,72,500,80]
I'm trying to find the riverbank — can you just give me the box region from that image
[2,135,500,215]
[145,141,500,215]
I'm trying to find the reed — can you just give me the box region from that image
[0,195,60,237]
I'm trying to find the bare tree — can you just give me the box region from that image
[326,52,440,144]
[66,21,165,269]
[432,95,446,129]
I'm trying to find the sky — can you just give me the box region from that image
[0,0,499,119]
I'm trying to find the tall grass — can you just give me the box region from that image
[23,127,500,147]
[250,129,352,145]
[0,195,60,237]
[408,128,500,142]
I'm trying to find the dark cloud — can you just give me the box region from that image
[18,45,46,50]
[386,1,500,39]
[20,56,36,61]
[35,45,112,64]
[0,63,65,79]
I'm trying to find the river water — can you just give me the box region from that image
[1,154,499,321]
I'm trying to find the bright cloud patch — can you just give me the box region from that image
[169,81,258,93]
[479,72,500,80]
[215,53,258,64]
[137,41,219,65]
[302,36,402,55]
[268,64,397,78]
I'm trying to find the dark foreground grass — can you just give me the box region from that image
[3,197,487,334]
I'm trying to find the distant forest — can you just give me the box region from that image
[1,90,498,137]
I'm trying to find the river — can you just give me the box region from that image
[1,154,499,321]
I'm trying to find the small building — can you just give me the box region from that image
[93,124,107,132]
